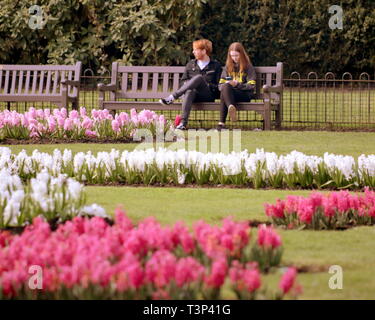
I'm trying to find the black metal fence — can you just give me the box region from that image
[1,69,375,131]
[283,72,375,131]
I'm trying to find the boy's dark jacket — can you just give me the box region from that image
[180,59,222,95]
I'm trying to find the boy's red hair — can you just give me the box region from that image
[193,39,213,56]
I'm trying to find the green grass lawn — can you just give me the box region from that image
[1,130,375,299]
[3,131,375,157]
[85,187,317,224]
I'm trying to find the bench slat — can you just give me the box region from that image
[162,72,169,93]
[52,71,59,94]
[119,66,185,73]
[117,92,174,99]
[0,65,76,71]
[31,70,38,94]
[4,70,11,94]
[255,73,262,97]
[101,101,276,112]
[45,71,52,94]
[60,71,66,94]
[266,73,272,86]
[25,71,31,94]
[10,71,17,94]
[39,71,45,94]
[121,73,128,92]
[0,95,62,102]
[68,70,73,96]
[17,71,23,94]
[108,64,117,101]
[72,62,81,100]
[152,73,158,92]
[141,72,149,91]
[254,66,277,73]
[131,73,138,92]
[173,73,180,91]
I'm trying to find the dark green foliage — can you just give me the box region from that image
[0,0,374,76]
[200,0,375,76]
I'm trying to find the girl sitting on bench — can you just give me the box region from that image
[217,42,256,130]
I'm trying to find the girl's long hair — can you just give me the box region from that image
[226,42,252,74]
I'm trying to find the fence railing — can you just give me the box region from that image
[1,69,375,131]
[283,72,375,130]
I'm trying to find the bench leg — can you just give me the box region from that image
[61,88,68,109]
[275,109,281,129]
[98,91,105,109]
[263,100,271,130]
[72,99,78,111]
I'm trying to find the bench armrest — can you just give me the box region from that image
[98,83,117,109]
[61,80,80,87]
[263,84,282,93]
[97,83,117,91]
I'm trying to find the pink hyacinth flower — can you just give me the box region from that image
[204,258,228,288]
[63,118,73,131]
[36,109,45,119]
[80,107,87,117]
[69,110,79,119]
[279,267,297,294]
[257,224,282,249]
[112,120,120,133]
[85,130,97,137]
[81,117,93,130]
[57,116,65,128]
[243,266,261,292]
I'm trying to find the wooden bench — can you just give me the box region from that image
[0,62,82,110]
[98,62,283,130]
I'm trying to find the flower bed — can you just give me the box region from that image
[1,147,374,189]
[0,212,300,300]
[0,170,107,228]
[0,108,171,141]
[265,188,375,229]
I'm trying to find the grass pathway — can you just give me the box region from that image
[2,131,375,157]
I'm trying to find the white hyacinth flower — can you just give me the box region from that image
[63,149,73,166]
[3,199,21,226]
[358,154,375,178]
[80,204,108,218]
[67,179,83,200]
[177,169,186,184]
[74,152,86,173]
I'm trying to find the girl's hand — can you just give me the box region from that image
[229,80,238,86]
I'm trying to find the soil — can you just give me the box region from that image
[0,137,134,145]
[248,219,272,227]
[278,126,375,133]
[294,263,331,273]
[2,216,115,235]
[82,181,369,192]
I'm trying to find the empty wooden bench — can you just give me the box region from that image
[0,62,82,110]
[98,62,283,130]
